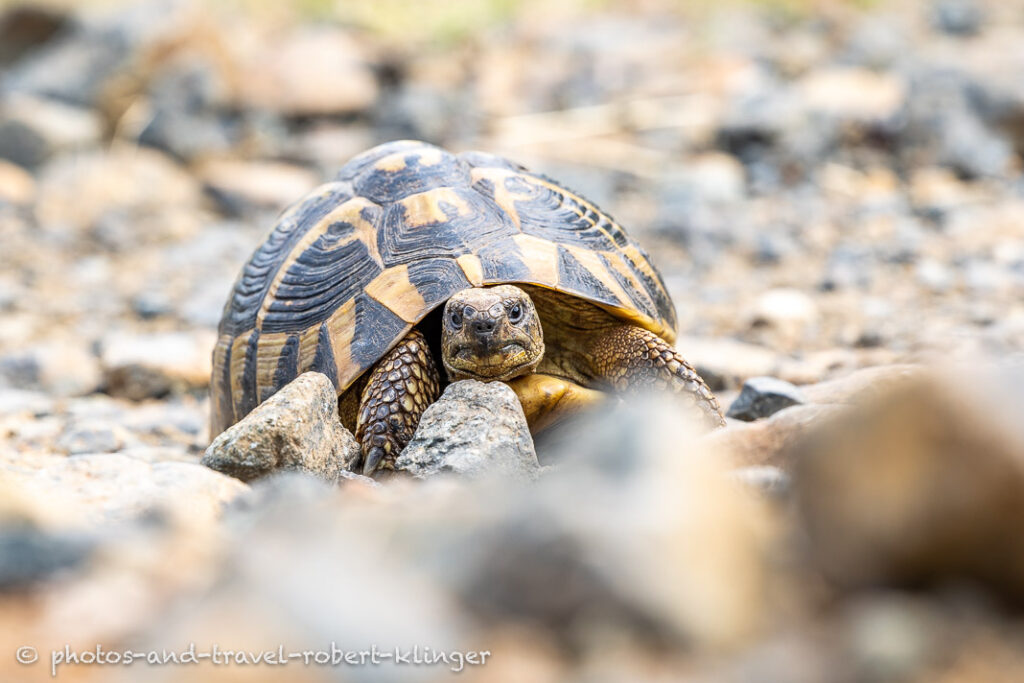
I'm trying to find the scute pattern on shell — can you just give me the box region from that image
[211,140,678,436]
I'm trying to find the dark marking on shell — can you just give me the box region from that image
[556,246,620,309]
[407,257,473,308]
[310,321,339,389]
[216,341,234,429]
[239,330,261,419]
[377,187,514,267]
[351,293,408,371]
[478,239,533,282]
[354,149,471,204]
[261,234,381,334]
[273,334,300,390]
[219,184,352,337]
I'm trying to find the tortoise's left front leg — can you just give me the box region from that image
[356,328,441,475]
[586,324,725,429]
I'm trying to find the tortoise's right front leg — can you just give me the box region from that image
[356,328,441,475]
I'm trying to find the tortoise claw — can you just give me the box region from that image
[362,446,385,476]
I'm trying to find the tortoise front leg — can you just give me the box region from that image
[507,373,608,434]
[586,324,725,429]
[356,328,441,475]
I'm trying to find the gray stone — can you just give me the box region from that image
[396,380,539,480]
[930,0,983,36]
[56,421,131,455]
[727,376,806,421]
[0,523,94,591]
[1,25,130,107]
[203,372,359,483]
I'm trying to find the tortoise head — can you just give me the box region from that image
[441,285,544,383]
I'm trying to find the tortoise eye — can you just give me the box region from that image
[508,303,523,323]
[449,308,463,328]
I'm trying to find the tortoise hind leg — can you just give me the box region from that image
[585,324,725,429]
[356,328,441,475]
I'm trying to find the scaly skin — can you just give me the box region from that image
[584,324,725,429]
[355,328,440,474]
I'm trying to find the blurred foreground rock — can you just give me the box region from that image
[706,365,922,469]
[794,366,1024,603]
[396,380,539,480]
[203,372,359,483]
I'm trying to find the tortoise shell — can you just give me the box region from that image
[210,140,677,435]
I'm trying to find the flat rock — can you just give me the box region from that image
[197,159,319,212]
[396,380,539,479]
[2,452,247,527]
[702,403,840,470]
[799,364,923,405]
[203,372,359,483]
[727,376,806,421]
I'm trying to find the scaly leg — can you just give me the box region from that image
[356,328,441,474]
[585,324,725,429]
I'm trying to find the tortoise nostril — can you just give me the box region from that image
[473,319,496,335]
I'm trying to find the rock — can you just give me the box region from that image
[799,365,923,405]
[100,330,214,400]
[478,394,772,648]
[134,57,235,162]
[373,84,464,144]
[702,366,923,470]
[0,5,71,67]
[930,0,983,36]
[0,95,102,169]
[0,22,131,107]
[0,158,34,204]
[197,160,319,213]
[797,68,905,123]
[203,372,359,483]
[236,28,378,116]
[793,367,1024,603]
[56,421,132,455]
[676,335,784,391]
[396,380,539,480]
[0,339,102,397]
[938,108,1014,179]
[0,522,94,591]
[35,147,202,241]
[0,118,47,169]
[727,376,806,421]
[729,466,791,500]
[2,452,248,527]
[0,388,53,417]
[661,152,746,204]
[702,404,839,470]
[748,288,819,346]
[138,109,234,163]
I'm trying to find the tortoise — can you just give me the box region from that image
[211,140,723,474]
